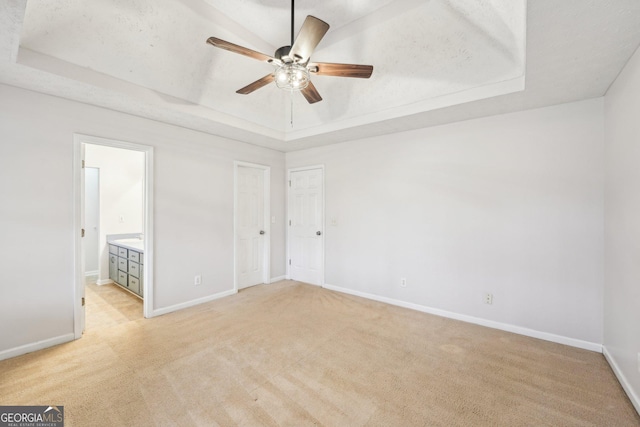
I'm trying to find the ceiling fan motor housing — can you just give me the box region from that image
[275,46,293,63]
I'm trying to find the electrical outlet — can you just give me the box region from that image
[118,215,125,223]
[400,278,407,287]
[194,275,202,286]
[484,293,493,305]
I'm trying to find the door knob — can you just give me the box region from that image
[316,231,322,236]
[259,230,265,235]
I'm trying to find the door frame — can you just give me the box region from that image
[233,161,271,291]
[73,134,155,338]
[286,165,325,285]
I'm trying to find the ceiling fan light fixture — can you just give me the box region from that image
[275,63,310,91]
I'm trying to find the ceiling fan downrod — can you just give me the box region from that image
[291,0,295,47]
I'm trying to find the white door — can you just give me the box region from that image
[236,166,266,289]
[79,143,86,335]
[83,168,100,276]
[289,168,324,285]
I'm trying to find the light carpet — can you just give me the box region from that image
[1,281,638,426]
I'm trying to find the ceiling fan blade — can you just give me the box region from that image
[308,62,373,78]
[301,81,322,104]
[207,37,277,64]
[290,16,330,63]
[236,74,275,95]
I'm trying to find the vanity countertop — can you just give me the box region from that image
[111,239,144,252]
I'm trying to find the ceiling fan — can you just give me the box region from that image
[206,1,373,104]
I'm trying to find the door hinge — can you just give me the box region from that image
[82,160,85,169]
[289,180,291,187]
[81,228,85,237]
[82,297,85,306]
[289,259,291,265]
[289,220,291,226]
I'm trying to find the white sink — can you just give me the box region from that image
[111,238,144,251]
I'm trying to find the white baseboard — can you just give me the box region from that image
[603,346,640,415]
[151,289,237,317]
[0,333,75,361]
[96,279,113,286]
[270,275,286,283]
[84,270,99,277]
[322,284,602,353]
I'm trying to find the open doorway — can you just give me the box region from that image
[73,135,154,338]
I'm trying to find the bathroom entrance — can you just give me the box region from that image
[74,135,154,337]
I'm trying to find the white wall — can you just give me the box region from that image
[604,45,640,412]
[287,98,605,347]
[85,145,144,283]
[0,83,286,355]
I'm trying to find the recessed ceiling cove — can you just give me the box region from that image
[14,0,526,144]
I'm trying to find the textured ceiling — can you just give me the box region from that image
[0,1,639,152]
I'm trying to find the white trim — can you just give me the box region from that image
[84,270,99,277]
[72,137,84,339]
[284,76,526,141]
[286,165,325,286]
[322,283,602,353]
[270,275,286,283]
[0,334,75,361]
[143,142,155,319]
[152,289,238,317]
[233,161,271,292]
[603,346,640,415]
[73,134,155,335]
[96,279,114,286]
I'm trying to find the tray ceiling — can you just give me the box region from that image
[1,1,639,151]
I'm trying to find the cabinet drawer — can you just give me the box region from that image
[117,270,128,286]
[109,255,118,281]
[118,247,128,258]
[128,250,141,263]
[109,244,118,255]
[128,261,140,278]
[129,276,140,294]
[118,257,128,271]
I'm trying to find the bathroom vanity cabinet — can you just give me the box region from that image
[108,240,144,298]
